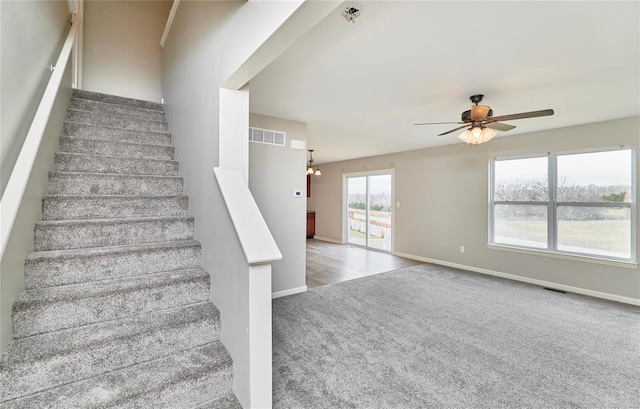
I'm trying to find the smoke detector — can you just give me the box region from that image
[342,3,363,23]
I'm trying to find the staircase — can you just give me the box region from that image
[0,90,241,408]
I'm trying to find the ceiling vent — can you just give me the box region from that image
[249,126,286,147]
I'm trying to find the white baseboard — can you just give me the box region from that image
[393,252,640,307]
[272,285,307,299]
[312,236,342,244]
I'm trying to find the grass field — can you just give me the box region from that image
[495,219,630,256]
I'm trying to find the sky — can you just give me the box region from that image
[495,149,632,186]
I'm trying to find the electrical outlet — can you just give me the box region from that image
[459,246,465,253]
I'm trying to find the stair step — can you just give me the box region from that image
[11,268,210,338]
[67,109,169,133]
[42,195,189,221]
[48,171,183,196]
[34,216,194,251]
[25,240,201,289]
[72,89,164,111]
[59,136,175,160]
[63,122,171,146]
[0,342,233,408]
[53,152,179,176]
[70,97,167,122]
[0,302,219,402]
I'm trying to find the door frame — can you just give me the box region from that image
[342,168,395,253]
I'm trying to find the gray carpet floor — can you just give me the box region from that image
[272,264,640,408]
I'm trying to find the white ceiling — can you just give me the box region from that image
[250,1,640,165]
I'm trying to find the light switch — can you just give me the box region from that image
[293,190,303,198]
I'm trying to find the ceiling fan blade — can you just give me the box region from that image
[438,124,469,136]
[414,121,463,126]
[470,105,490,121]
[490,109,554,123]
[486,122,516,132]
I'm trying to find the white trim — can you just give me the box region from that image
[160,0,180,48]
[0,18,81,260]
[393,251,640,307]
[312,236,343,244]
[272,286,307,299]
[487,243,638,269]
[214,167,282,264]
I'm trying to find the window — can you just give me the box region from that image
[490,147,635,261]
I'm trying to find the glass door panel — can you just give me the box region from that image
[347,177,367,247]
[345,173,392,251]
[367,174,392,251]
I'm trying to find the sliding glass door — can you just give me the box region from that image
[345,172,393,252]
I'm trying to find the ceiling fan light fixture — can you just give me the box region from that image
[458,127,497,146]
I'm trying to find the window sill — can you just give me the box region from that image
[487,243,638,269]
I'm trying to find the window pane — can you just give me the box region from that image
[557,206,631,258]
[494,157,548,201]
[557,150,632,202]
[494,204,547,248]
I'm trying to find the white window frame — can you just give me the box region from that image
[489,146,636,266]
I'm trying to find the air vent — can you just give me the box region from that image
[249,127,286,147]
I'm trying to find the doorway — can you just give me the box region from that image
[345,171,393,252]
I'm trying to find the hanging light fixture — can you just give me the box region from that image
[307,150,321,176]
[458,126,497,147]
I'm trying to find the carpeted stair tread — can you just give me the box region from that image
[63,122,171,145]
[48,171,184,196]
[0,89,237,406]
[34,216,194,251]
[72,89,164,111]
[67,108,169,133]
[0,302,220,402]
[70,98,166,122]
[59,136,175,160]
[53,152,180,176]
[42,194,189,220]
[12,268,210,338]
[0,342,233,409]
[24,240,201,289]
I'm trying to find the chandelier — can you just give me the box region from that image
[307,150,321,176]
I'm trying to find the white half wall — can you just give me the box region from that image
[162,1,342,406]
[82,0,171,102]
[249,113,308,295]
[307,117,640,302]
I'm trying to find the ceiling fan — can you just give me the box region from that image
[415,94,554,146]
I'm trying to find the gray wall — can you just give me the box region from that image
[249,113,308,295]
[0,64,72,352]
[83,0,170,102]
[0,0,69,196]
[307,117,640,301]
[161,0,308,399]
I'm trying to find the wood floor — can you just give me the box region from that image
[306,239,423,289]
